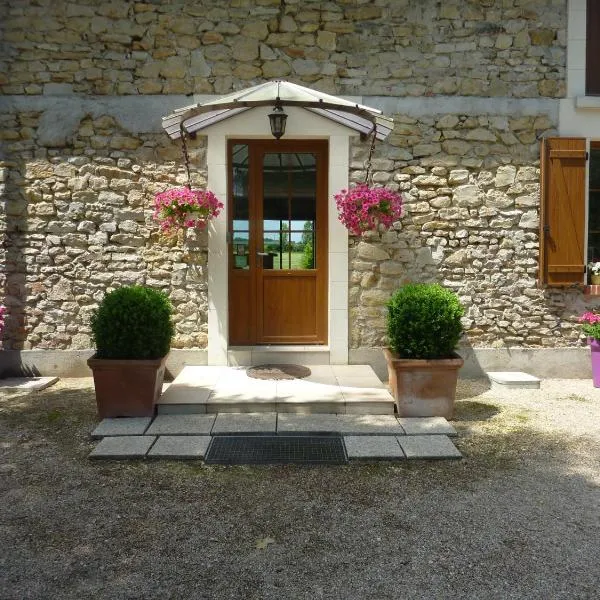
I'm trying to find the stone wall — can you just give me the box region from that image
[347,110,600,350]
[2,0,597,358]
[0,110,210,350]
[1,0,565,98]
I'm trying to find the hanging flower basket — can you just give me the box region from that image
[335,184,403,236]
[153,187,223,236]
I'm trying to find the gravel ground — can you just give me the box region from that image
[1,377,599,600]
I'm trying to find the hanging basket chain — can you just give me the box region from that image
[364,125,377,185]
[179,123,192,190]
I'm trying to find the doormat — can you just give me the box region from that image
[246,364,311,380]
[205,435,348,465]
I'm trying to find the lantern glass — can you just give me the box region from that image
[269,106,287,139]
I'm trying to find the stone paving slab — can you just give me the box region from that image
[212,412,277,434]
[147,436,210,459]
[146,414,216,435]
[332,364,376,377]
[277,414,404,435]
[0,376,59,391]
[487,371,541,389]
[91,417,152,439]
[337,415,404,434]
[277,414,344,434]
[340,386,394,402]
[276,380,343,402]
[158,384,212,405]
[396,417,457,437]
[344,400,395,415]
[397,435,462,460]
[173,366,229,386]
[211,402,278,413]
[89,436,156,459]
[157,403,207,415]
[209,382,277,402]
[344,435,405,460]
[335,376,386,389]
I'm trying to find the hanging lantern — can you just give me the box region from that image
[269,99,287,139]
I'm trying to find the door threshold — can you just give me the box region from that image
[229,345,330,352]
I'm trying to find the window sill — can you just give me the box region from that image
[575,96,600,109]
[584,284,600,296]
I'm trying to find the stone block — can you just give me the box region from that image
[91,417,152,439]
[396,417,457,437]
[147,436,210,459]
[344,436,405,460]
[277,414,342,434]
[397,435,462,459]
[487,371,541,390]
[212,413,277,434]
[337,415,404,435]
[0,376,58,391]
[157,404,207,415]
[89,436,155,459]
[146,414,216,435]
[344,401,395,415]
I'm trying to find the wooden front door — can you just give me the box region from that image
[228,140,328,345]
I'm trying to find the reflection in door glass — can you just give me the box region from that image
[231,144,249,269]
[262,152,317,270]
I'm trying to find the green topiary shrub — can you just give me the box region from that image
[387,283,464,359]
[91,286,174,360]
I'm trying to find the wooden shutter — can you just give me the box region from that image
[587,0,600,95]
[539,137,587,286]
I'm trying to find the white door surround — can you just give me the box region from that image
[203,106,356,365]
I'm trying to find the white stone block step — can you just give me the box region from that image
[155,364,395,415]
[487,371,541,390]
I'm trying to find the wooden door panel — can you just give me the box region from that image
[229,272,253,345]
[228,139,328,345]
[261,275,319,342]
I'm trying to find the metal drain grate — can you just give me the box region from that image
[205,435,348,465]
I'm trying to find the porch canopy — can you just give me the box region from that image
[161,80,393,141]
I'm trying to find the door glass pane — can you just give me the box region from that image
[231,144,249,269]
[262,152,317,270]
[263,231,289,269]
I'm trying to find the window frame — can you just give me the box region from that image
[586,0,600,95]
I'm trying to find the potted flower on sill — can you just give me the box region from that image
[153,186,223,236]
[589,261,600,285]
[335,184,403,236]
[578,311,600,387]
[88,286,174,418]
[384,283,464,419]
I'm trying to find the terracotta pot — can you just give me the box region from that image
[87,354,168,418]
[383,348,464,419]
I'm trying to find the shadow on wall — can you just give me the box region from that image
[1,137,28,375]
[0,110,211,377]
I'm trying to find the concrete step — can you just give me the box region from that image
[156,364,395,415]
[158,400,394,415]
[89,415,462,461]
[91,414,457,439]
[227,346,330,366]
